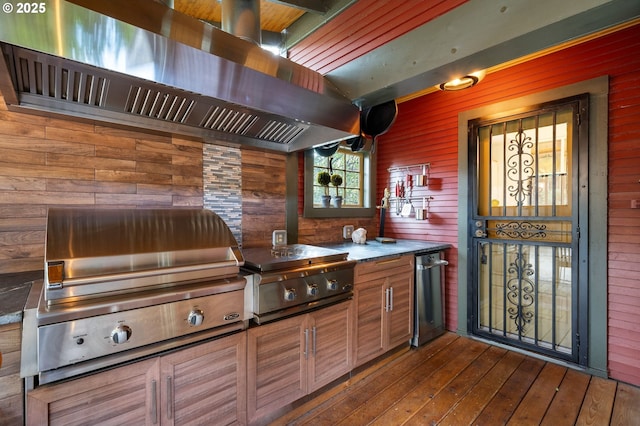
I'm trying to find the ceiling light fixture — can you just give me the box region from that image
[438,70,486,91]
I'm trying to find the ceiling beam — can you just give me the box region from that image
[283,0,357,49]
[268,0,328,14]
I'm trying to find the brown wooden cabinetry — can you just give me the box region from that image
[247,300,352,424]
[353,254,414,367]
[26,332,247,425]
[0,322,24,425]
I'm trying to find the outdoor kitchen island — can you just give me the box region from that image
[4,239,451,426]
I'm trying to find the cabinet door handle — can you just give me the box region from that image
[166,376,173,420]
[304,328,309,359]
[375,256,402,266]
[312,326,317,357]
[151,379,158,424]
[385,288,390,312]
[389,287,394,311]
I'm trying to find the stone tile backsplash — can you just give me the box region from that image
[203,144,243,246]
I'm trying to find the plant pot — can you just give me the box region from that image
[332,196,343,208]
[321,195,331,208]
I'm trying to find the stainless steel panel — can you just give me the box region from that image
[37,321,246,385]
[44,262,241,303]
[20,279,43,379]
[411,251,448,347]
[37,289,245,372]
[36,277,247,325]
[251,260,355,322]
[253,292,353,324]
[44,208,243,303]
[242,244,349,272]
[46,208,241,261]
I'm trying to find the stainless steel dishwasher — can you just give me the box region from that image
[411,251,448,347]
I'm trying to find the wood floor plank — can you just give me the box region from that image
[610,382,640,426]
[507,362,568,425]
[315,335,459,425]
[575,376,617,426]
[474,355,545,425]
[269,333,638,426]
[404,345,509,425]
[278,333,459,425]
[336,337,485,425]
[438,349,526,426]
[364,340,488,426]
[541,368,592,425]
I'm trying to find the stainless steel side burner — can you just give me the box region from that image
[242,244,355,324]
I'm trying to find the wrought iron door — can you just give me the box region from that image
[468,95,588,365]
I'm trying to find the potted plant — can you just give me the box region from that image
[331,173,343,208]
[317,171,331,207]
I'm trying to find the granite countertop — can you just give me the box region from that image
[0,270,41,325]
[321,239,452,262]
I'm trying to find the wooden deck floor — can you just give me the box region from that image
[270,333,640,426]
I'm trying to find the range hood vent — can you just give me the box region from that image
[126,87,195,124]
[0,0,359,152]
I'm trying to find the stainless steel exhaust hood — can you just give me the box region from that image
[0,0,359,152]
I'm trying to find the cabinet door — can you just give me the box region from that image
[26,358,159,426]
[247,315,306,424]
[353,255,414,367]
[0,323,23,425]
[385,266,414,349]
[160,332,247,426]
[353,280,385,367]
[308,300,352,392]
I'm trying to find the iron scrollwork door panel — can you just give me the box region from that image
[470,97,586,364]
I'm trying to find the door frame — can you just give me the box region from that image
[456,76,609,377]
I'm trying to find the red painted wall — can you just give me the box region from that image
[373,23,640,385]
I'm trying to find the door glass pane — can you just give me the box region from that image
[478,108,573,218]
[478,243,572,353]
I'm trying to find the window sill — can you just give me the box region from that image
[302,206,376,218]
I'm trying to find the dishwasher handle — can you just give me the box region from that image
[416,259,448,270]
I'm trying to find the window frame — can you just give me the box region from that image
[303,147,376,218]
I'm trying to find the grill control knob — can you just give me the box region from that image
[307,283,319,296]
[188,308,205,326]
[110,325,132,344]
[284,288,296,302]
[327,279,338,291]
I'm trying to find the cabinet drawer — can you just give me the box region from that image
[355,255,414,282]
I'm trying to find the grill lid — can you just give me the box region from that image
[44,208,243,303]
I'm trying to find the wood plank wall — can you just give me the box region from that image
[241,150,287,248]
[0,95,204,274]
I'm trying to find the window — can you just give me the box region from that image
[312,148,363,207]
[303,146,376,218]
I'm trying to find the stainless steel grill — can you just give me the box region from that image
[22,208,250,385]
[242,244,356,324]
